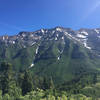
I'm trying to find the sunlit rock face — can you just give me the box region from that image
[1,27,100,53]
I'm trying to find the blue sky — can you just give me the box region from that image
[0,0,100,35]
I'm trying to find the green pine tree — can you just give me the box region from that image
[50,77,55,90]
[0,62,13,94]
[21,70,33,95]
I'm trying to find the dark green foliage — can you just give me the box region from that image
[0,62,99,99]
[0,44,37,71]
[49,77,55,90]
[0,62,13,74]
[71,44,86,59]
[42,77,50,90]
[0,62,13,94]
[21,71,33,95]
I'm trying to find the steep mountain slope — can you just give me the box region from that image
[0,27,100,83]
[31,27,100,83]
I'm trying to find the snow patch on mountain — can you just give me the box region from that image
[31,42,36,46]
[56,28,62,32]
[52,31,55,34]
[64,31,91,50]
[55,37,57,40]
[29,63,34,68]
[12,41,15,44]
[81,31,88,36]
[56,34,59,37]
[62,36,64,40]
[22,33,26,37]
[41,29,45,34]
[95,29,99,34]
[9,40,16,44]
[77,34,87,38]
[84,42,91,50]
[64,32,68,36]
[45,30,48,33]
[36,47,39,54]
[98,36,100,38]
[30,34,34,37]
[58,49,64,54]
[57,57,60,60]
[23,45,26,48]
[64,32,80,42]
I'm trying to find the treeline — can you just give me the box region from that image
[0,62,98,100]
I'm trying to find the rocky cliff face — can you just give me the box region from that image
[1,27,100,53]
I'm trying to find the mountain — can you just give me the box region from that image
[0,27,100,83]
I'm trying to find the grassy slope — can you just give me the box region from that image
[0,43,38,71]
[31,37,100,84]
